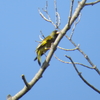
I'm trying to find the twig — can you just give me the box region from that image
[56,12,61,28]
[65,35,100,74]
[69,13,81,39]
[38,8,52,23]
[68,0,74,26]
[65,55,100,94]
[22,75,30,89]
[54,54,94,69]
[40,30,45,39]
[85,0,100,5]
[35,40,41,43]
[38,1,60,29]
[7,0,91,99]
[7,95,12,100]
[57,44,79,51]
[42,1,51,21]
[39,35,44,41]
[54,0,61,28]
[38,8,56,28]
[35,31,45,42]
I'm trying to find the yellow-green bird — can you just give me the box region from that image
[34,30,59,66]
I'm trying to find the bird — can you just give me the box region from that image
[34,30,59,66]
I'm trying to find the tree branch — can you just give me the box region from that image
[85,0,100,5]
[57,45,79,51]
[54,54,94,69]
[8,0,95,99]
[54,0,61,28]
[65,35,100,74]
[69,13,81,39]
[22,75,30,89]
[42,0,87,71]
[38,1,60,29]
[68,0,74,26]
[65,55,100,94]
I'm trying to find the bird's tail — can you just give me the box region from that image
[34,57,37,61]
[37,55,41,66]
[34,55,41,66]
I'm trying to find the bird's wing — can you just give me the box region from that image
[36,36,52,50]
[41,36,52,45]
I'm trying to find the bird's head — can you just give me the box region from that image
[50,30,59,38]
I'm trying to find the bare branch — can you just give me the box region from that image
[69,13,81,39]
[38,1,61,29]
[39,35,44,41]
[7,95,12,100]
[35,40,41,43]
[22,75,30,89]
[68,0,74,26]
[54,0,61,28]
[62,0,86,35]
[85,0,100,5]
[65,35,100,74]
[40,30,45,39]
[35,31,45,44]
[38,7,56,28]
[42,1,51,21]
[54,54,94,69]
[10,68,43,100]
[35,31,45,42]
[56,12,61,28]
[41,0,87,75]
[57,45,79,51]
[38,8,52,23]
[8,0,95,99]
[65,55,100,94]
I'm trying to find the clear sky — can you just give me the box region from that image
[0,0,100,100]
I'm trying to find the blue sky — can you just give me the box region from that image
[0,0,100,100]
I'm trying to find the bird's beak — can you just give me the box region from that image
[56,31,60,34]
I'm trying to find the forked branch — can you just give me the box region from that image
[54,54,94,69]
[7,0,100,99]
[65,35,100,74]
[38,1,60,29]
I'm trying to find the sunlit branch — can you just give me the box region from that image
[57,45,79,51]
[39,35,44,41]
[38,0,60,29]
[38,8,56,27]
